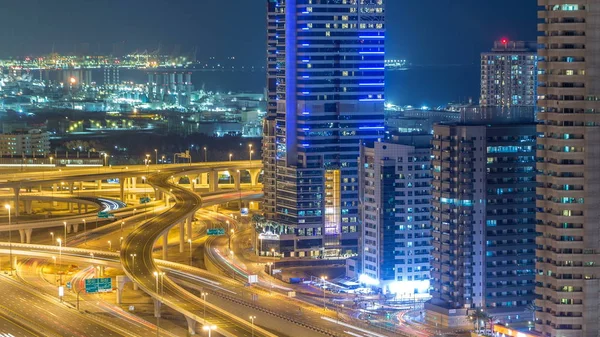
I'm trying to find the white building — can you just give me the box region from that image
[0,129,50,156]
[359,140,432,297]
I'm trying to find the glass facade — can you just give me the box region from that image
[263,0,386,257]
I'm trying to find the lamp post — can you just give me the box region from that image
[121,221,124,238]
[202,325,217,337]
[201,292,208,320]
[4,204,12,276]
[229,229,235,250]
[248,144,253,161]
[229,153,232,162]
[203,147,207,162]
[321,276,327,308]
[130,253,136,271]
[154,149,158,166]
[50,231,54,243]
[249,316,256,337]
[108,240,112,251]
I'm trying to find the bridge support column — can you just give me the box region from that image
[119,180,125,202]
[98,266,105,277]
[153,299,162,318]
[235,170,241,190]
[131,177,137,189]
[201,173,208,186]
[179,222,185,253]
[116,275,126,304]
[18,229,25,243]
[209,171,219,193]
[69,182,74,195]
[155,189,162,200]
[185,316,197,335]
[77,203,82,214]
[68,202,73,212]
[12,187,20,217]
[96,180,102,190]
[249,169,261,187]
[162,233,168,260]
[52,184,58,206]
[24,200,32,214]
[84,204,88,213]
[187,216,193,240]
[72,224,79,233]
[24,229,32,244]
[78,182,83,192]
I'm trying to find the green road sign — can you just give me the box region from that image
[85,278,112,294]
[207,228,225,236]
[140,197,151,204]
[97,211,114,218]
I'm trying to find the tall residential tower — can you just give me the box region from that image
[262,0,386,257]
[480,40,537,109]
[536,2,600,336]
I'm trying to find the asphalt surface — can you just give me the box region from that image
[120,168,278,337]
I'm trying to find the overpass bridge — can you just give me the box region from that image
[0,161,262,217]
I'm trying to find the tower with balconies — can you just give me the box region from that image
[535,2,600,336]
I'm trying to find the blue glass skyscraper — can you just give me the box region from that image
[262,0,386,257]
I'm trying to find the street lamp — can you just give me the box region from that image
[249,316,256,337]
[108,240,112,251]
[248,144,253,161]
[229,153,232,162]
[154,149,158,166]
[4,204,11,276]
[321,276,328,308]
[50,231,54,243]
[130,253,136,271]
[121,221,124,237]
[229,229,234,250]
[203,147,207,162]
[201,292,208,320]
[202,325,217,337]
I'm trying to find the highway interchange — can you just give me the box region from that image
[0,163,440,337]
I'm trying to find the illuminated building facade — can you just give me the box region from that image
[480,40,537,109]
[359,140,432,296]
[425,116,537,327]
[0,129,50,156]
[262,0,385,257]
[536,2,600,336]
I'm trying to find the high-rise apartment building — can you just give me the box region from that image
[425,114,537,327]
[480,40,537,109]
[262,0,386,257]
[359,138,432,296]
[536,2,600,336]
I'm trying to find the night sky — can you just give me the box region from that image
[1,0,538,65]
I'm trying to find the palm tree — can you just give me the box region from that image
[525,302,537,323]
[468,309,488,333]
[486,315,496,334]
